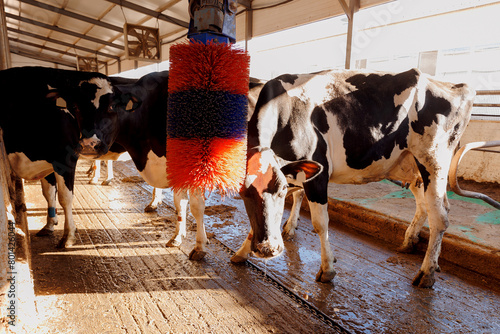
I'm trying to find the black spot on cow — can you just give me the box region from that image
[347,68,420,97]
[311,106,329,134]
[448,122,461,147]
[414,158,431,192]
[411,90,452,135]
[303,127,330,205]
[277,74,299,85]
[271,96,310,161]
[321,69,418,169]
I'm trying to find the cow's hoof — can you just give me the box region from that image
[230,254,248,263]
[398,237,419,253]
[189,249,206,261]
[315,268,336,283]
[56,237,76,249]
[101,180,113,186]
[88,180,99,185]
[36,228,54,237]
[397,244,415,253]
[166,238,181,247]
[281,229,295,241]
[144,205,158,213]
[412,270,435,288]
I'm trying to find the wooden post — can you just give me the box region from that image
[0,128,36,331]
[0,128,10,334]
[0,0,11,69]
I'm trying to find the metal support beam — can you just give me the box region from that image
[6,13,125,50]
[0,0,11,69]
[244,4,253,51]
[237,0,252,8]
[7,27,120,60]
[10,45,76,68]
[105,0,189,28]
[11,38,77,58]
[18,0,123,33]
[343,0,359,69]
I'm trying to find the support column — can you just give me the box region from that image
[0,0,12,69]
[339,0,359,69]
[244,5,253,52]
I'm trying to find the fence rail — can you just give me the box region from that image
[472,90,500,119]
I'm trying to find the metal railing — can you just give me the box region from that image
[449,140,500,209]
[472,90,500,120]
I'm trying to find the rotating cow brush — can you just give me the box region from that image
[166,0,250,196]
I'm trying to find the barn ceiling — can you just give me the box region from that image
[2,0,391,71]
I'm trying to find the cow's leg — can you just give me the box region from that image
[145,188,162,212]
[89,160,100,184]
[101,160,114,185]
[86,161,96,177]
[399,181,427,253]
[231,229,253,263]
[188,189,208,261]
[166,189,188,247]
[412,168,450,288]
[54,172,76,248]
[308,201,336,283]
[37,174,58,236]
[282,189,305,240]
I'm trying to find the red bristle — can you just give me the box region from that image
[169,41,250,95]
[166,138,247,196]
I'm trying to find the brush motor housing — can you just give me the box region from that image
[188,0,237,44]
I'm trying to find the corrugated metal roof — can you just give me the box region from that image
[2,0,392,71]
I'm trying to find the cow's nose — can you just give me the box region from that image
[81,136,100,148]
[79,135,102,156]
[254,238,284,259]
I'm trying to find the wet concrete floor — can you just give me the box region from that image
[22,160,500,333]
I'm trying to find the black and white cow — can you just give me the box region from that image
[84,142,163,211]
[231,68,474,288]
[108,71,265,259]
[0,66,120,247]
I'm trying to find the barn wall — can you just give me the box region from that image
[458,120,500,183]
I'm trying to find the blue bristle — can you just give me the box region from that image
[167,89,248,139]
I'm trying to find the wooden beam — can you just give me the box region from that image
[5,13,125,50]
[104,0,189,28]
[17,0,123,33]
[7,27,120,59]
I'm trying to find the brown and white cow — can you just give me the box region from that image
[231,68,474,288]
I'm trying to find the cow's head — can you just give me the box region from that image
[47,76,118,158]
[240,147,323,259]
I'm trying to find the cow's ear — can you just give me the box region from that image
[281,160,323,182]
[125,94,141,112]
[112,90,141,112]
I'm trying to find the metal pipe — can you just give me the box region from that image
[449,141,500,210]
